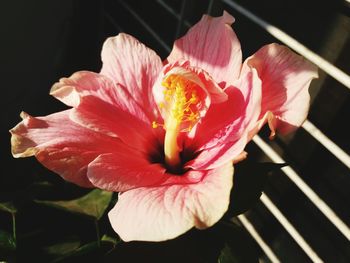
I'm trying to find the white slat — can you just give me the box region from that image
[238,215,281,263]
[253,135,350,241]
[302,120,350,169]
[156,0,191,28]
[117,0,171,52]
[260,193,324,263]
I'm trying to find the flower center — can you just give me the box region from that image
[153,74,202,169]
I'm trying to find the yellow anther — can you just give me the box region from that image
[152,121,158,129]
[188,112,199,121]
[159,74,201,129]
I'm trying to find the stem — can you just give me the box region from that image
[94,220,101,248]
[12,213,17,246]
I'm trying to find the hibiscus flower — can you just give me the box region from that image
[10,11,317,242]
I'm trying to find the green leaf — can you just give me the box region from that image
[68,241,98,255]
[50,241,99,263]
[51,240,115,263]
[43,237,81,256]
[0,202,17,214]
[101,234,120,246]
[0,230,16,251]
[226,161,286,217]
[35,189,113,220]
[217,222,259,263]
[104,228,221,262]
[218,244,238,263]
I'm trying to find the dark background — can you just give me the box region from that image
[1,0,349,262]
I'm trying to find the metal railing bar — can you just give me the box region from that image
[260,193,324,263]
[117,0,171,53]
[302,120,350,169]
[175,0,187,39]
[222,0,350,90]
[104,12,124,32]
[238,215,281,263]
[156,0,191,28]
[207,0,216,15]
[253,135,350,241]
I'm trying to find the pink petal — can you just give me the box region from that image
[247,111,277,140]
[188,67,262,169]
[108,162,234,242]
[10,110,127,187]
[232,151,248,164]
[70,95,159,153]
[50,71,118,108]
[100,33,163,121]
[168,11,242,85]
[189,87,244,151]
[188,135,247,170]
[246,43,318,134]
[36,148,100,187]
[51,71,150,124]
[87,153,166,192]
[88,150,206,193]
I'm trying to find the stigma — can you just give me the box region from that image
[153,73,202,169]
